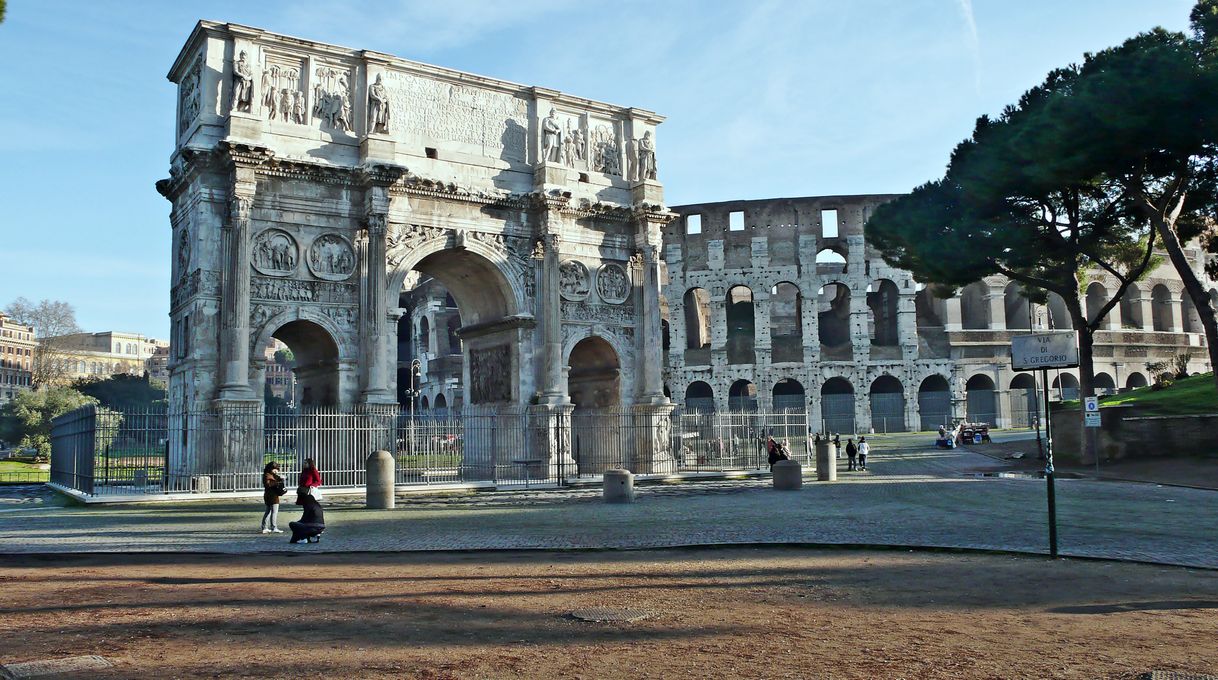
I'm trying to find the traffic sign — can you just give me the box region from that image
[1084,411,1101,428]
[1084,397,1098,412]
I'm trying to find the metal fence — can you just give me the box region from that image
[50,402,961,498]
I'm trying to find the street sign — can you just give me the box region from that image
[1011,332,1080,371]
[1084,396,1101,427]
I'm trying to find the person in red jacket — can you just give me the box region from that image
[299,457,323,491]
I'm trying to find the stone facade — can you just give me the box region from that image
[0,313,36,404]
[158,22,674,481]
[664,195,1217,432]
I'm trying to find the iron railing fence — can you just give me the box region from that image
[51,403,984,498]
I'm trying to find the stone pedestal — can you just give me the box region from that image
[365,449,395,509]
[815,440,837,482]
[772,459,802,490]
[603,468,635,503]
[630,402,676,474]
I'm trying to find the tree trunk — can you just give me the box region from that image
[1066,296,1098,465]
[1153,219,1218,392]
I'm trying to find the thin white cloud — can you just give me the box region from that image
[956,0,983,93]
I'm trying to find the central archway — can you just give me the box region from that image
[390,242,526,410]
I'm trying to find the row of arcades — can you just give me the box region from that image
[670,367,1154,434]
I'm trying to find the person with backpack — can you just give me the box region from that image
[858,436,871,471]
[845,438,858,471]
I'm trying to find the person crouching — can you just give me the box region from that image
[289,485,325,544]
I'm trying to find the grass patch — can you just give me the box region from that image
[0,459,50,483]
[1092,372,1217,416]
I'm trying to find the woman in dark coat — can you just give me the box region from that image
[260,462,285,534]
[289,486,325,544]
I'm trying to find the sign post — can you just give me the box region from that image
[1011,331,1079,559]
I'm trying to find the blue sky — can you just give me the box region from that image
[0,0,1196,339]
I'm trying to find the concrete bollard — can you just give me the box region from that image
[603,468,635,503]
[772,459,803,490]
[815,441,837,482]
[366,449,395,509]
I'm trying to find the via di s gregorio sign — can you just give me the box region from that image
[1011,332,1080,371]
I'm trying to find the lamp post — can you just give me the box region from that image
[405,358,421,456]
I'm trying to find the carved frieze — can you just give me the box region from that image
[387,224,446,263]
[251,276,358,304]
[469,345,512,404]
[382,70,527,161]
[178,57,202,134]
[595,263,631,305]
[312,64,353,133]
[252,229,299,277]
[320,305,358,330]
[250,302,283,331]
[262,53,307,124]
[590,120,621,175]
[559,260,591,301]
[171,269,221,310]
[561,300,636,325]
[307,234,356,281]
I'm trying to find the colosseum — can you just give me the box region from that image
[658,194,1216,433]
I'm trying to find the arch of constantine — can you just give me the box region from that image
[157,22,673,486]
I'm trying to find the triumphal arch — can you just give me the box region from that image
[157,21,673,486]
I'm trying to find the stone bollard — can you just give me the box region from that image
[815,440,837,482]
[772,459,803,490]
[366,449,395,509]
[603,468,635,503]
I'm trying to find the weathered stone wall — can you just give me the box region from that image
[1051,405,1218,462]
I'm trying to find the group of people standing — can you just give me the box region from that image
[810,432,871,471]
[261,458,327,544]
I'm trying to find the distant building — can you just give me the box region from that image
[146,344,172,384]
[45,332,169,383]
[0,313,36,404]
[397,275,464,414]
[262,338,295,405]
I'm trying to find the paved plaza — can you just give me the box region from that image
[2,434,1215,568]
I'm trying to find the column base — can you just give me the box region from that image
[630,402,676,474]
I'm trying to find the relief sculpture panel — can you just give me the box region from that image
[559,260,591,301]
[307,234,356,281]
[469,345,512,404]
[252,229,299,277]
[595,263,631,304]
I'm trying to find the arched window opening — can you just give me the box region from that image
[726,286,755,365]
[1004,283,1031,330]
[772,378,806,412]
[818,283,852,360]
[869,375,905,432]
[682,288,712,357]
[960,282,991,330]
[1009,373,1037,427]
[867,279,900,354]
[821,377,855,434]
[770,282,803,363]
[1120,285,1145,330]
[1085,282,1111,326]
[815,248,847,275]
[684,381,714,412]
[965,374,997,424]
[728,379,757,412]
[1152,285,1173,331]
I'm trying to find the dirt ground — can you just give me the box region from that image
[1,549,1216,679]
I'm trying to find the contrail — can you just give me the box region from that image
[956,0,982,93]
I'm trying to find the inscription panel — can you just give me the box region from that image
[384,71,528,161]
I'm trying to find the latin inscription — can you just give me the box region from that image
[384,71,527,161]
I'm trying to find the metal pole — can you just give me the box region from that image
[1042,367,1058,558]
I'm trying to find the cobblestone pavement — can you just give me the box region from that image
[1,434,1215,567]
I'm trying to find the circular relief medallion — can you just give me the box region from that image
[559,260,591,301]
[251,229,299,277]
[307,233,356,281]
[595,263,631,304]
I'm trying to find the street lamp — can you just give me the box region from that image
[405,359,422,456]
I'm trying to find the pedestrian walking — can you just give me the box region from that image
[299,457,323,494]
[289,486,326,544]
[833,433,842,459]
[846,438,858,471]
[260,461,286,533]
[858,436,870,471]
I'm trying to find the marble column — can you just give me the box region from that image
[634,211,670,403]
[217,163,258,402]
[536,206,568,406]
[360,212,393,404]
[987,287,1007,330]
